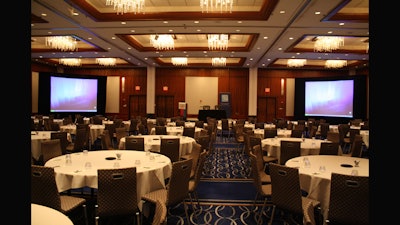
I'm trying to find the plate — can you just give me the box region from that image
[105,157,116,160]
[340,164,353,168]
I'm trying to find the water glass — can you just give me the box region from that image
[84,162,92,170]
[303,157,311,168]
[65,154,72,165]
[351,169,358,176]
[83,150,88,156]
[116,153,122,160]
[319,165,326,173]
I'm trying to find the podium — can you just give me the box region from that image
[178,102,187,120]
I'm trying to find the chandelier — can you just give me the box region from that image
[325,60,347,68]
[59,58,81,66]
[314,36,344,52]
[287,59,307,67]
[171,57,188,66]
[96,58,116,66]
[208,34,229,51]
[212,57,227,66]
[105,0,145,15]
[200,0,233,13]
[150,35,175,50]
[46,36,77,51]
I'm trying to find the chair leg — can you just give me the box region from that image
[183,201,191,225]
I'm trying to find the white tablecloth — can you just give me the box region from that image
[285,155,369,221]
[149,126,204,138]
[60,124,105,143]
[253,128,292,139]
[44,150,172,210]
[32,203,73,225]
[119,135,196,157]
[261,137,334,164]
[31,131,72,161]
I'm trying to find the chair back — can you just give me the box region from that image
[319,142,340,155]
[156,117,167,126]
[319,123,330,139]
[41,139,63,164]
[50,131,69,155]
[175,120,185,127]
[155,126,167,135]
[279,140,301,165]
[188,143,202,178]
[100,129,114,150]
[326,131,340,143]
[182,127,195,138]
[221,119,230,131]
[160,138,180,162]
[248,136,262,153]
[70,127,88,152]
[31,165,62,211]
[96,167,139,217]
[104,123,116,140]
[167,158,193,206]
[269,163,303,215]
[195,120,204,128]
[264,128,277,139]
[129,119,139,135]
[125,136,145,151]
[152,199,167,225]
[350,134,364,157]
[115,127,127,147]
[328,173,369,225]
[195,134,211,152]
[249,152,264,193]
[191,150,208,191]
[290,129,303,138]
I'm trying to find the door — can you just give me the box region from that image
[156,95,174,118]
[129,95,147,119]
[257,97,276,123]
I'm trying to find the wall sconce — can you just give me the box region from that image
[264,88,270,93]
[121,77,125,93]
[281,79,285,96]
[135,85,141,91]
[163,86,168,91]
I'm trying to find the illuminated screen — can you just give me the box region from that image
[50,76,98,112]
[305,80,354,118]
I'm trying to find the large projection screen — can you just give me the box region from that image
[185,77,218,114]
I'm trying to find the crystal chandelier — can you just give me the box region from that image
[105,0,145,15]
[212,57,226,66]
[287,59,307,67]
[171,57,188,66]
[59,58,81,66]
[200,0,233,13]
[314,36,344,52]
[96,58,117,66]
[150,35,175,50]
[208,34,229,51]
[46,36,77,51]
[325,60,347,68]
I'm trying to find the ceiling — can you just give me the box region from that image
[31,0,369,70]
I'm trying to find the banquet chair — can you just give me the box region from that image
[326,173,369,225]
[316,123,330,140]
[279,140,301,165]
[181,142,202,179]
[99,130,115,150]
[291,129,304,138]
[51,131,69,155]
[66,128,88,153]
[343,134,364,158]
[128,118,140,136]
[182,126,195,138]
[113,118,123,128]
[195,120,204,128]
[233,123,245,152]
[160,138,180,162]
[95,167,141,225]
[188,150,208,213]
[276,119,288,129]
[156,117,167,126]
[115,127,127,148]
[343,128,360,152]
[338,124,350,151]
[252,145,272,184]
[308,125,318,138]
[175,120,185,127]
[195,134,211,153]
[255,122,265,129]
[138,124,147,135]
[220,118,233,142]
[249,152,273,225]
[151,199,167,225]
[31,165,88,225]
[41,139,63,165]
[249,136,278,168]
[202,105,211,110]
[155,125,167,135]
[269,163,321,225]
[104,123,116,142]
[326,131,340,144]
[264,128,278,139]
[125,136,145,151]
[141,158,193,225]
[319,142,340,155]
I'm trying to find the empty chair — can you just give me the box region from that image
[181,142,202,179]
[141,159,193,225]
[319,142,340,155]
[269,163,321,225]
[195,134,211,153]
[194,120,204,128]
[51,131,69,155]
[264,128,277,139]
[95,167,140,225]
[326,131,340,144]
[128,118,139,135]
[160,138,180,162]
[188,150,208,213]
[155,126,167,135]
[138,123,147,135]
[115,127,127,148]
[175,120,185,127]
[100,129,115,150]
[31,165,88,225]
[66,128,88,153]
[279,140,301,165]
[255,122,265,129]
[343,134,364,158]
[182,126,195,138]
[104,123,116,142]
[291,129,304,138]
[326,173,369,225]
[151,199,167,225]
[220,118,233,141]
[252,145,272,184]
[317,123,330,140]
[124,136,145,151]
[41,139,63,165]
[156,117,167,126]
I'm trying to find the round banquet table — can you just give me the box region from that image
[253,128,292,139]
[31,131,72,161]
[149,126,204,138]
[44,150,172,210]
[261,137,334,164]
[119,135,196,157]
[60,124,105,145]
[285,155,369,222]
[31,203,73,225]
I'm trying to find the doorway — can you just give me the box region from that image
[129,95,147,119]
[156,95,174,118]
[257,96,276,123]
